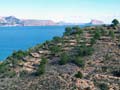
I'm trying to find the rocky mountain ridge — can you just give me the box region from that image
[0,16,104,26]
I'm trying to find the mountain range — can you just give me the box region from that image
[0,16,104,26]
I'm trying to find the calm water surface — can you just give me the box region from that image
[0,26,65,60]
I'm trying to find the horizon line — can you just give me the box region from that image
[0,15,118,24]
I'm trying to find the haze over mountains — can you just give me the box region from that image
[0,16,104,26]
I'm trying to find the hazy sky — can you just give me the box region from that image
[0,0,119,23]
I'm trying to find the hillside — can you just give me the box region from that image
[0,19,120,90]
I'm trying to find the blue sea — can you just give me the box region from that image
[0,26,66,61]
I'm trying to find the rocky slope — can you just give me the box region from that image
[0,23,120,90]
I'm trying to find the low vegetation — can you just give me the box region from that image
[98,83,109,90]
[74,71,83,78]
[78,45,94,57]
[108,30,115,39]
[112,70,120,77]
[59,52,69,65]
[74,56,85,68]
[36,57,48,76]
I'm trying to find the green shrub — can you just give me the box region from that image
[100,29,107,36]
[108,30,115,39]
[112,70,120,77]
[0,62,17,78]
[1,70,16,78]
[0,62,8,73]
[77,29,83,35]
[6,71,16,78]
[99,83,109,90]
[72,26,83,35]
[64,27,72,36]
[37,64,46,75]
[74,56,85,68]
[28,44,43,52]
[72,26,80,31]
[112,19,119,26]
[49,45,61,55]
[53,36,62,43]
[40,57,48,65]
[90,38,96,46]
[78,45,94,57]
[75,71,83,78]
[19,70,28,77]
[59,52,69,65]
[36,57,48,76]
[93,30,101,40]
[11,50,29,59]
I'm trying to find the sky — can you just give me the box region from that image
[0,0,120,23]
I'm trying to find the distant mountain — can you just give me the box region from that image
[57,19,104,26]
[0,16,56,26]
[57,21,85,26]
[23,20,56,26]
[0,16,104,26]
[89,19,104,25]
[0,16,23,26]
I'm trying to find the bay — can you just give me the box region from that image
[0,26,65,60]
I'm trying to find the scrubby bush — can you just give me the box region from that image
[37,64,45,75]
[74,56,85,68]
[78,45,94,57]
[19,70,29,77]
[72,26,83,35]
[64,27,72,36]
[0,62,8,73]
[112,70,120,77]
[93,30,101,40]
[12,50,29,59]
[74,71,83,78]
[99,83,109,90]
[77,29,83,35]
[108,30,115,39]
[100,29,107,36]
[59,52,69,65]
[36,57,48,76]
[112,19,119,26]
[5,71,16,78]
[40,57,48,65]
[28,44,43,52]
[0,61,17,78]
[90,38,96,46]
[53,36,62,43]
[72,26,80,31]
[49,45,61,55]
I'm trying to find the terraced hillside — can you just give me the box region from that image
[0,20,120,90]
